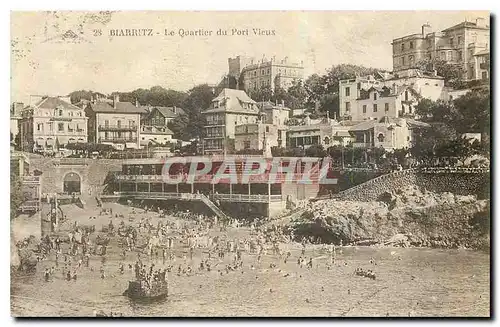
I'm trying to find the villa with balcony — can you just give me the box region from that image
[86,94,147,150]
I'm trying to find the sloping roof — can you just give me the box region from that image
[155,106,185,118]
[36,97,81,111]
[89,101,146,114]
[213,88,257,105]
[406,119,431,129]
[206,88,260,114]
[349,120,376,132]
[442,21,489,32]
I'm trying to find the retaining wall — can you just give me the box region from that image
[337,170,490,202]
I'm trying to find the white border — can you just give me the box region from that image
[2,1,498,326]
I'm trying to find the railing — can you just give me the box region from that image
[114,191,282,203]
[213,194,283,203]
[115,172,322,184]
[23,176,41,183]
[98,125,137,131]
[419,167,490,174]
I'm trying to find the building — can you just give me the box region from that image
[349,117,430,150]
[287,116,353,149]
[339,71,446,120]
[140,125,174,146]
[140,105,185,126]
[392,18,490,80]
[19,96,88,153]
[234,123,287,155]
[202,88,261,154]
[228,55,304,93]
[353,85,420,121]
[233,101,290,155]
[85,94,146,150]
[473,49,490,80]
[139,106,182,146]
[113,156,323,218]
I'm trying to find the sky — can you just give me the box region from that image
[11,11,489,104]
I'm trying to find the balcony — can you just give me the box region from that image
[98,125,137,131]
[99,137,136,143]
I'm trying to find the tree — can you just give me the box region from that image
[305,144,326,157]
[415,59,465,87]
[248,85,273,102]
[68,90,106,104]
[10,170,23,220]
[170,84,214,141]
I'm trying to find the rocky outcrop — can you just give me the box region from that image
[291,185,490,250]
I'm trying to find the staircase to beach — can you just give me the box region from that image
[198,194,230,221]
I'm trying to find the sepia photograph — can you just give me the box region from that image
[9,10,490,317]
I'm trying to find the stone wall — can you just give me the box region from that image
[337,170,490,202]
[29,156,122,196]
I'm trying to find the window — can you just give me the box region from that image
[405,91,409,101]
[440,52,446,60]
[104,120,109,127]
[58,109,63,116]
[69,111,73,117]
[409,55,415,66]
[129,120,134,128]
[450,38,454,47]
[458,51,462,61]
[58,123,64,132]
[345,87,350,97]
[48,122,53,131]
[362,105,367,113]
[409,41,414,49]
[447,51,452,61]
[345,102,351,112]
[267,69,270,74]
[401,43,405,51]
[244,141,250,149]
[373,104,378,112]
[265,126,270,133]
[377,133,385,142]
[357,82,361,90]
[385,103,389,112]
[458,36,462,44]
[117,120,121,128]
[261,70,264,75]
[373,93,377,100]
[37,123,43,131]
[401,56,405,65]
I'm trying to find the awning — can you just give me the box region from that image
[36,138,44,146]
[77,138,85,143]
[46,138,54,146]
[68,138,76,143]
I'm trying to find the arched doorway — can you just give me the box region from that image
[63,172,81,194]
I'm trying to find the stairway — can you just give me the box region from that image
[198,194,229,220]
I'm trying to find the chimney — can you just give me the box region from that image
[135,98,139,107]
[172,106,177,114]
[113,93,120,109]
[422,23,432,36]
[476,17,486,28]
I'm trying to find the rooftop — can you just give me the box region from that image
[89,101,147,114]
